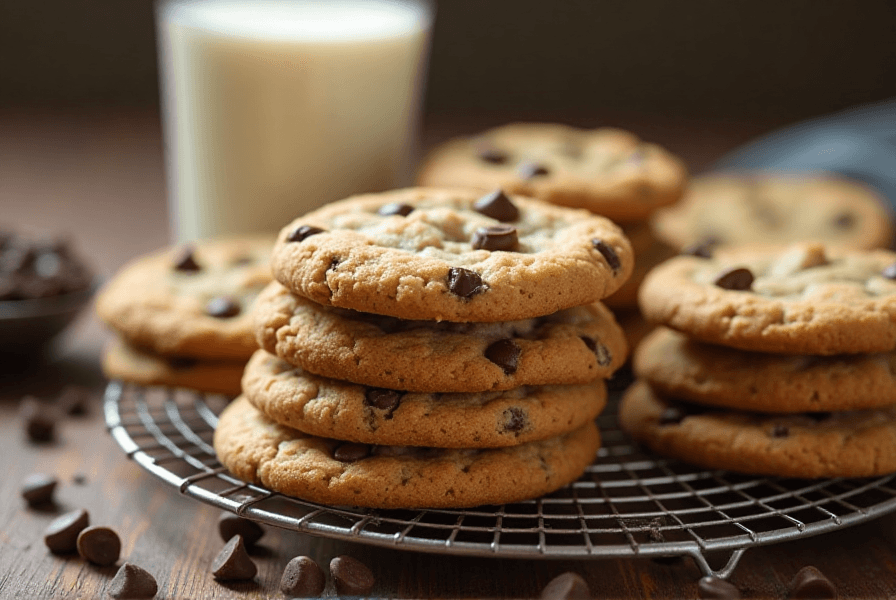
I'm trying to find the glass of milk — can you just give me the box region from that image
[156,0,433,242]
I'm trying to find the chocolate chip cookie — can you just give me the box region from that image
[651,173,894,251]
[638,242,896,354]
[214,395,600,508]
[619,380,896,478]
[416,123,688,223]
[271,188,633,322]
[254,282,626,392]
[96,237,273,359]
[242,350,606,447]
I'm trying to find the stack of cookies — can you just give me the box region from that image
[416,122,689,349]
[96,237,273,396]
[213,187,634,509]
[622,242,896,478]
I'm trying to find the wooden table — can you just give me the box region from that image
[3,107,896,599]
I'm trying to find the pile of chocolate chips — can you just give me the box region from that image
[0,232,93,300]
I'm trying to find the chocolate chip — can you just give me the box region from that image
[22,473,57,507]
[330,555,375,596]
[697,575,741,599]
[19,396,57,443]
[518,161,550,179]
[287,225,325,243]
[472,225,519,252]
[218,512,264,546]
[77,526,121,566]
[334,442,371,462]
[475,144,509,165]
[44,508,90,554]
[485,339,521,374]
[882,262,896,280]
[581,336,612,366]
[108,563,159,599]
[280,555,326,597]
[540,572,590,599]
[833,211,855,229]
[682,238,720,259]
[377,202,414,217]
[502,407,527,433]
[211,535,257,581]
[364,389,402,418]
[591,239,621,272]
[205,296,241,318]
[789,566,836,599]
[714,267,754,291]
[168,356,199,370]
[172,245,201,272]
[57,385,90,416]
[772,425,789,438]
[473,189,519,222]
[658,406,686,426]
[447,267,485,298]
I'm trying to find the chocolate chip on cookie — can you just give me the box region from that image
[592,240,621,272]
[206,296,241,318]
[334,442,371,462]
[485,339,521,374]
[833,211,855,229]
[475,144,509,165]
[580,336,612,367]
[173,245,201,272]
[287,225,325,243]
[378,202,415,217]
[473,189,519,222]
[472,225,519,252]
[502,407,528,433]
[364,388,402,418]
[447,267,486,298]
[518,161,550,179]
[772,425,790,438]
[713,267,753,291]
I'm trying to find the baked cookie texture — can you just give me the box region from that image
[254,281,627,392]
[102,337,244,396]
[619,381,896,478]
[635,328,896,413]
[96,237,273,360]
[651,173,895,251]
[416,123,688,223]
[271,188,634,323]
[242,350,607,448]
[214,396,600,509]
[638,242,896,354]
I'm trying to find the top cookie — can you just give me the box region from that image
[416,123,688,223]
[651,172,894,251]
[638,242,896,354]
[271,188,634,322]
[96,237,273,360]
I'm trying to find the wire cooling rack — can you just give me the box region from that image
[103,380,896,579]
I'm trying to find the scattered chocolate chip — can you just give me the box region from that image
[475,144,509,165]
[682,237,720,259]
[205,296,241,318]
[19,396,57,443]
[658,406,686,426]
[518,161,550,179]
[364,389,402,418]
[472,225,519,252]
[714,267,754,291]
[77,526,121,566]
[172,245,201,272]
[697,575,741,599]
[280,555,326,597]
[377,202,414,217]
[502,407,527,433]
[789,566,836,599]
[218,512,264,546]
[473,189,519,222]
[540,572,590,599]
[882,262,896,280]
[334,442,371,462]
[211,535,257,581]
[330,555,375,596]
[287,225,325,243]
[57,385,90,416]
[44,508,90,554]
[21,473,58,507]
[108,563,158,599]
[580,336,612,366]
[167,356,199,370]
[447,267,485,298]
[485,339,521,374]
[591,240,621,272]
[772,425,790,438]
[833,211,855,229]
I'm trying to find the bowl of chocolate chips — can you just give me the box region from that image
[0,232,95,353]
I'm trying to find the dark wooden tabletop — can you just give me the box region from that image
[3,107,896,599]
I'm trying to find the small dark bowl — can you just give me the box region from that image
[0,284,97,354]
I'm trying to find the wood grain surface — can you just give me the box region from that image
[2,108,896,599]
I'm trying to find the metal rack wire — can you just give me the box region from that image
[103,380,896,579]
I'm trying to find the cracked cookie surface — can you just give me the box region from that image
[254,281,626,392]
[638,243,896,354]
[416,123,687,223]
[619,380,896,478]
[214,395,600,508]
[242,350,606,447]
[270,188,633,322]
